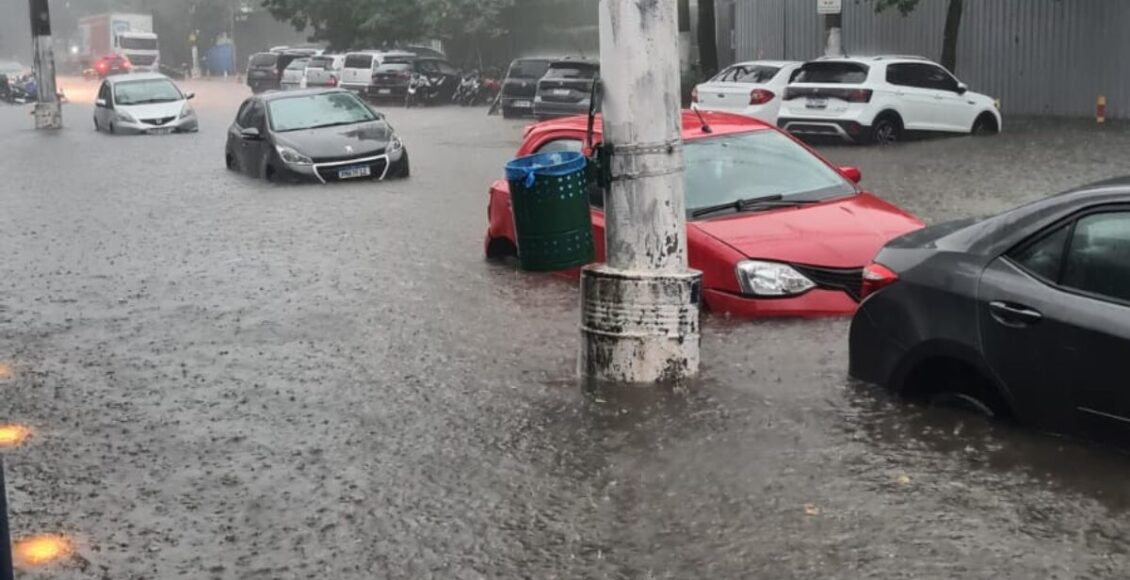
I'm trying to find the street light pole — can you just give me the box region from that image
[28,0,62,130]
[580,1,702,386]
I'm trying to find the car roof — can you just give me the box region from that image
[525,110,772,141]
[257,87,353,101]
[811,55,932,65]
[729,60,802,68]
[548,58,599,67]
[106,72,171,83]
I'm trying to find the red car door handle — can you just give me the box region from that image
[989,301,1043,326]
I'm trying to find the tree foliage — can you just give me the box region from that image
[872,0,923,16]
[260,0,514,52]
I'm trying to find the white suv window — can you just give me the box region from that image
[887,63,960,93]
[793,62,869,84]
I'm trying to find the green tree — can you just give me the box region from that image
[874,0,965,74]
[260,0,426,51]
[423,0,514,67]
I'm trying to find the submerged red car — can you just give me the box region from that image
[485,111,925,317]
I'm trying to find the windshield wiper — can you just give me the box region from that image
[304,120,364,130]
[128,98,179,104]
[691,195,821,218]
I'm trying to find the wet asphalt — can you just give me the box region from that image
[2,79,1130,579]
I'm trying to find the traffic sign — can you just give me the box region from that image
[818,0,842,14]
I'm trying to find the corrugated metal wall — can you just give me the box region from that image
[731,0,1130,118]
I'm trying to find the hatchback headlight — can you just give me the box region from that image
[388,133,403,153]
[179,103,194,119]
[116,110,136,123]
[275,145,313,166]
[736,260,815,296]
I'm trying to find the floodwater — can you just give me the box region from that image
[1,79,1130,578]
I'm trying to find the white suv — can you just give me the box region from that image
[777,56,1001,145]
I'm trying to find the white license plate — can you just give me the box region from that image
[149,127,173,135]
[806,97,828,109]
[512,100,532,108]
[338,165,372,180]
[377,88,391,95]
[552,89,570,96]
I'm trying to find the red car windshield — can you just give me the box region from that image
[683,130,854,215]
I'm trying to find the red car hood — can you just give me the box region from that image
[691,193,923,269]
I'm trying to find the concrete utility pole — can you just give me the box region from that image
[28,0,62,130]
[580,1,702,386]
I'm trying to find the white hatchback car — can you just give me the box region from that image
[692,60,802,124]
[93,73,197,135]
[778,56,1001,145]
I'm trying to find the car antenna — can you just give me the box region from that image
[691,105,713,134]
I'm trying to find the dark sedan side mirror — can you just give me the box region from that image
[185,91,196,100]
[240,127,262,140]
[839,166,862,184]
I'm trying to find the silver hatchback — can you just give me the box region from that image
[93,73,198,135]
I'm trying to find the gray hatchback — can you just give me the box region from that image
[850,178,1130,446]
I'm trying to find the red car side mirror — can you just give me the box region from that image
[839,166,862,184]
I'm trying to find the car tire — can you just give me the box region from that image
[972,113,999,136]
[870,114,901,146]
[225,152,238,172]
[108,122,116,135]
[929,392,996,418]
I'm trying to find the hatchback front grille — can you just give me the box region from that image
[792,265,864,302]
[142,116,176,126]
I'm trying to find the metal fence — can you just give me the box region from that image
[730,0,1130,118]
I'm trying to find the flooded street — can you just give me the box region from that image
[2,79,1130,578]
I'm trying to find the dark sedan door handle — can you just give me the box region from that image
[989,301,1043,326]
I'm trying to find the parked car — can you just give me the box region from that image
[692,60,802,124]
[93,54,132,78]
[851,178,1130,444]
[533,59,600,120]
[340,51,380,94]
[246,52,281,93]
[280,57,310,90]
[498,57,552,118]
[485,111,924,317]
[93,72,197,134]
[247,50,319,93]
[305,54,345,88]
[224,88,409,183]
[371,56,459,103]
[0,60,29,82]
[778,55,1001,145]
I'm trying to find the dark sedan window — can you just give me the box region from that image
[1062,212,1130,303]
[545,65,598,80]
[1010,224,1071,282]
[509,60,550,79]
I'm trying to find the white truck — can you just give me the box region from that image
[78,13,160,73]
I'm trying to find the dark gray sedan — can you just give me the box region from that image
[850,178,1130,445]
[225,89,409,183]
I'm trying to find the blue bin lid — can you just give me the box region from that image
[505,151,586,187]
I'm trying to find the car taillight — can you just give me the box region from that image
[691,86,699,103]
[328,75,338,87]
[861,262,899,300]
[750,88,775,105]
[844,88,872,103]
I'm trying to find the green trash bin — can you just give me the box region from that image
[505,151,595,272]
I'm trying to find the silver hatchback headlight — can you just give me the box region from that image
[736,260,815,297]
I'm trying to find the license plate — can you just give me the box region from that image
[512,100,532,108]
[552,89,570,96]
[149,127,173,135]
[378,88,391,95]
[806,97,828,109]
[338,165,372,179]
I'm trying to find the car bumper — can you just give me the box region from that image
[369,85,408,99]
[340,83,370,93]
[778,117,869,142]
[501,97,536,114]
[848,299,907,387]
[276,147,409,184]
[702,288,859,318]
[112,115,198,135]
[533,100,590,119]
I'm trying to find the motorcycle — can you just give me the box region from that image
[405,73,448,108]
[453,71,481,107]
[1,75,68,105]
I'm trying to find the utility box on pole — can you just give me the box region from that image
[580,1,702,386]
[29,0,62,130]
